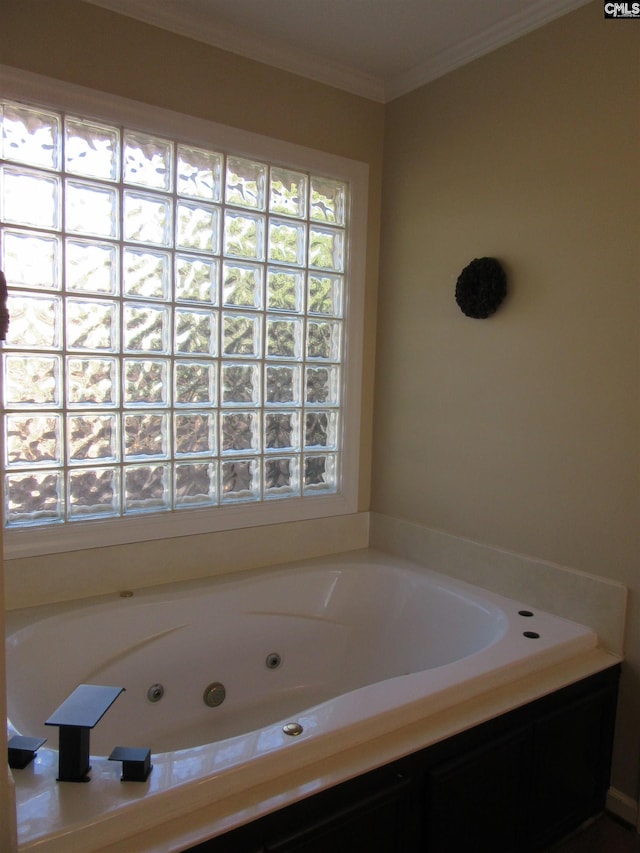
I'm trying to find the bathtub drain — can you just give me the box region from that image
[265,652,282,670]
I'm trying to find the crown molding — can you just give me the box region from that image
[385,0,592,100]
[81,0,386,101]
[82,0,591,104]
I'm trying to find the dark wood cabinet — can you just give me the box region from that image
[425,727,529,852]
[525,683,618,850]
[194,766,418,853]
[265,772,415,852]
[189,666,620,853]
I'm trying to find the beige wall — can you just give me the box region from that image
[375,3,639,798]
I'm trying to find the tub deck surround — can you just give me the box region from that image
[369,514,628,657]
[5,550,622,853]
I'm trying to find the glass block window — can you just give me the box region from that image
[0,99,350,533]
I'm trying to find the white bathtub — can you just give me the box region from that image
[5,549,616,853]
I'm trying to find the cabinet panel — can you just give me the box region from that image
[265,773,416,853]
[425,728,529,853]
[526,686,617,848]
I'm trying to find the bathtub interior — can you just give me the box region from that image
[5,559,513,754]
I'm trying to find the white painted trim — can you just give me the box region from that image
[0,523,18,851]
[607,787,638,828]
[0,769,17,853]
[80,0,386,102]
[385,0,593,99]
[80,0,592,103]
[3,513,371,610]
[0,66,368,559]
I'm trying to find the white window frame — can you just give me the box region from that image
[0,66,367,559]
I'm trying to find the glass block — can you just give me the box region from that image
[5,470,63,525]
[68,467,120,518]
[176,201,220,253]
[124,463,170,512]
[268,219,306,266]
[66,239,118,294]
[309,226,344,272]
[305,410,338,449]
[67,414,118,462]
[270,168,307,218]
[265,412,299,450]
[266,364,300,405]
[124,359,168,406]
[2,103,61,169]
[303,454,337,491]
[221,459,259,502]
[222,363,259,405]
[5,414,60,467]
[267,268,303,313]
[175,255,218,303]
[4,355,60,406]
[2,168,60,229]
[174,462,217,507]
[222,312,260,357]
[66,180,118,238]
[8,293,60,349]
[221,411,259,453]
[223,262,262,309]
[124,130,172,191]
[174,361,216,406]
[310,177,346,226]
[308,273,343,316]
[65,117,119,181]
[124,191,171,246]
[226,157,267,210]
[264,456,300,497]
[124,249,170,299]
[264,456,300,498]
[123,303,169,353]
[306,365,340,405]
[177,145,222,201]
[175,309,216,355]
[124,413,168,458]
[2,230,60,290]
[306,320,341,361]
[174,412,216,456]
[266,317,301,360]
[67,298,118,351]
[67,357,118,406]
[223,210,265,261]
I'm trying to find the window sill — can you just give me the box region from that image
[3,492,358,559]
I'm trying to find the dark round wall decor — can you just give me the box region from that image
[455,257,507,319]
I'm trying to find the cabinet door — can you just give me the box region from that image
[264,773,416,853]
[526,685,617,849]
[425,728,529,853]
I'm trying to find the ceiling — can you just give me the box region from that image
[82,0,590,102]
